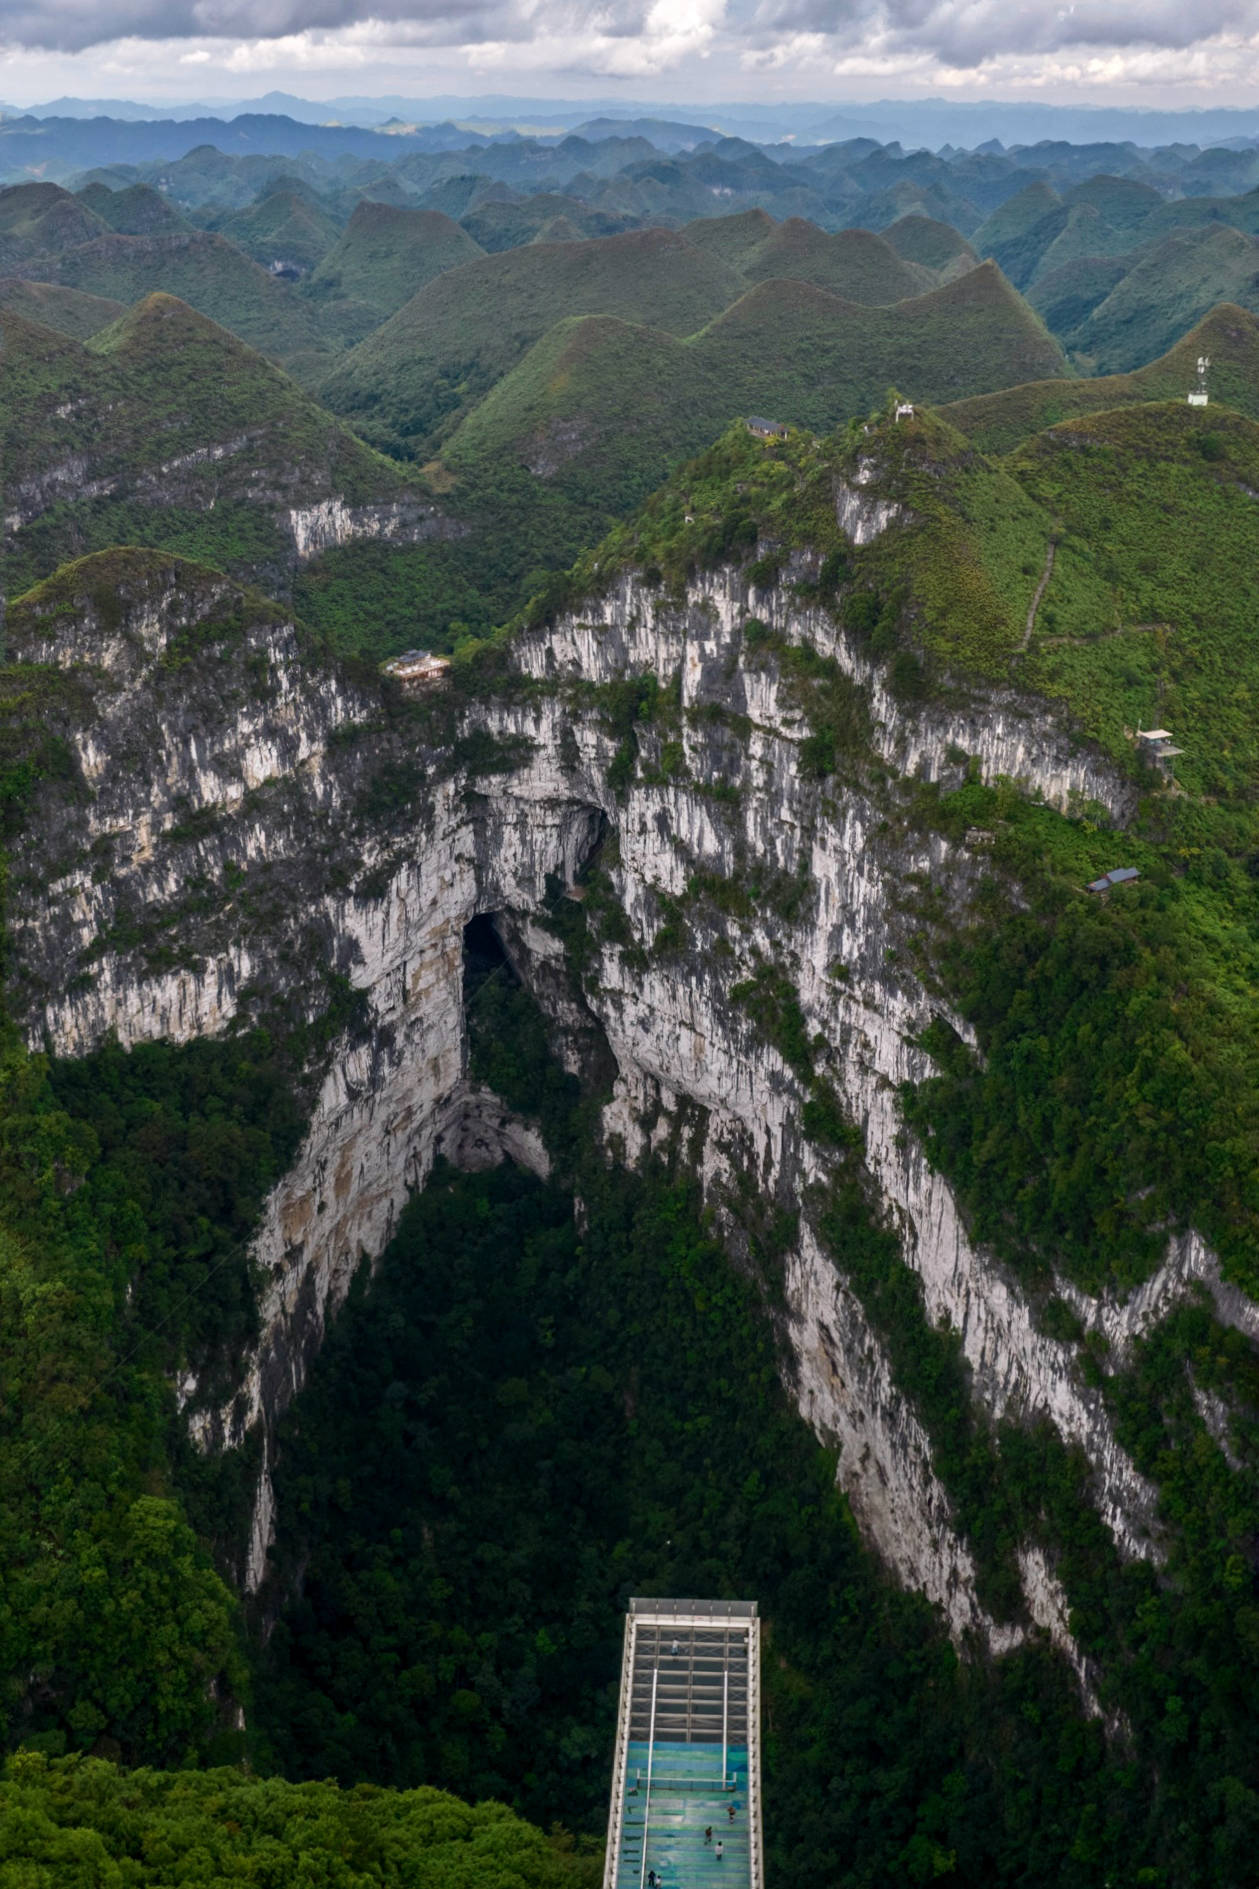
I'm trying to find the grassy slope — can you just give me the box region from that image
[0,276,125,339]
[943,302,1259,451]
[1011,402,1259,788]
[0,181,109,267]
[738,217,935,299]
[318,227,751,449]
[882,212,979,276]
[987,202,1124,292]
[677,205,778,272]
[446,261,1068,501]
[972,181,1061,253]
[0,295,421,593]
[76,181,189,237]
[217,188,342,271]
[1063,172,1163,230]
[1071,224,1259,371]
[1027,254,1130,342]
[22,228,326,365]
[306,198,484,320]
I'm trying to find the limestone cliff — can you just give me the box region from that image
[7,539,1243,1680]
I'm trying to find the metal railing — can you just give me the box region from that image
[746,1615,765,1889]
[638,1661,660,1889]
[630,1597,758,1621]
[601,1614,638,1889]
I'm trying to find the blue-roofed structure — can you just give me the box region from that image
[603,1600,763,1889]
[1086,866,1141,893]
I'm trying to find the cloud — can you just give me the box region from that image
[5,0,1259,101]
[0,0,728,56]
[744,0,1259,67]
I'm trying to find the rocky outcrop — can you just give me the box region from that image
[11,548,1236,1674]
[285,496,465,561]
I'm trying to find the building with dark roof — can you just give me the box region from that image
[1086,867,1141,894]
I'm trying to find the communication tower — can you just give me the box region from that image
[1187,355,1210,407]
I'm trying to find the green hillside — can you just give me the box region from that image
[460,191,640,251]
[733,215,934,299]
[1026,254,1129,341]
[678,205,778,272]
[973,181,1061,253]
[0,294,424,593]
[987,201,1125,291]
[0,181,108,266]
[680,204,935,298]
[320,226,748,451]
[1071,224,1259,371]
[409,263,1068,649]
[941,303,1259,451]
[1137,183,1259,243]
[883,212,979,277]
[0,276,125,339]
[307,198,485,325]
[447,259,1067,498]
[215,185,342,271]
[76,181,189,237]
[24,228,325,366]
[1063,172,1164,231]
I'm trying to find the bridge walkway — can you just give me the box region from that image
[604,1601,761,1889]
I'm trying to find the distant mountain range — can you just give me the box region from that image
[6,93,1259,151]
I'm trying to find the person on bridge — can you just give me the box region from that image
[728,1803,736,1821]
[704,1827,713,1845]
[716,1840,724,1861]
[647,1871,657,1887]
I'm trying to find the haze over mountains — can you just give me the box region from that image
[9,91,1259,148]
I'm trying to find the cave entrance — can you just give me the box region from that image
[462,913,518,1022]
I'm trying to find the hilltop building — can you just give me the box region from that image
[1136,727,1184,779]
[382,649,451,693]
[746,417,788,440]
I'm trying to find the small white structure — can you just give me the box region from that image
[1136,727,1184,778]
[382,648,451,692]
[1187,355,1210,407]
[894,401,915,421]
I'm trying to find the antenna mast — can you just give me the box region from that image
[1187,354,1210,407]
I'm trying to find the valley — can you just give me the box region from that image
[3,97,1259,1889]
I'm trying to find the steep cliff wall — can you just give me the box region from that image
[10,546,1240,1674]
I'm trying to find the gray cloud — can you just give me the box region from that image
[749,0,1259,65]
[0,0,544,53]
[3,0,1259,62]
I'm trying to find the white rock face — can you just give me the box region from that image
[19,557,1244,1663]
[286,497,463,560]
[835,477,903,545]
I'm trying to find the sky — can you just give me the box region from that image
[7,0,1259,113]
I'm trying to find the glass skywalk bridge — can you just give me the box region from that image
[603,1600,763,1889]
